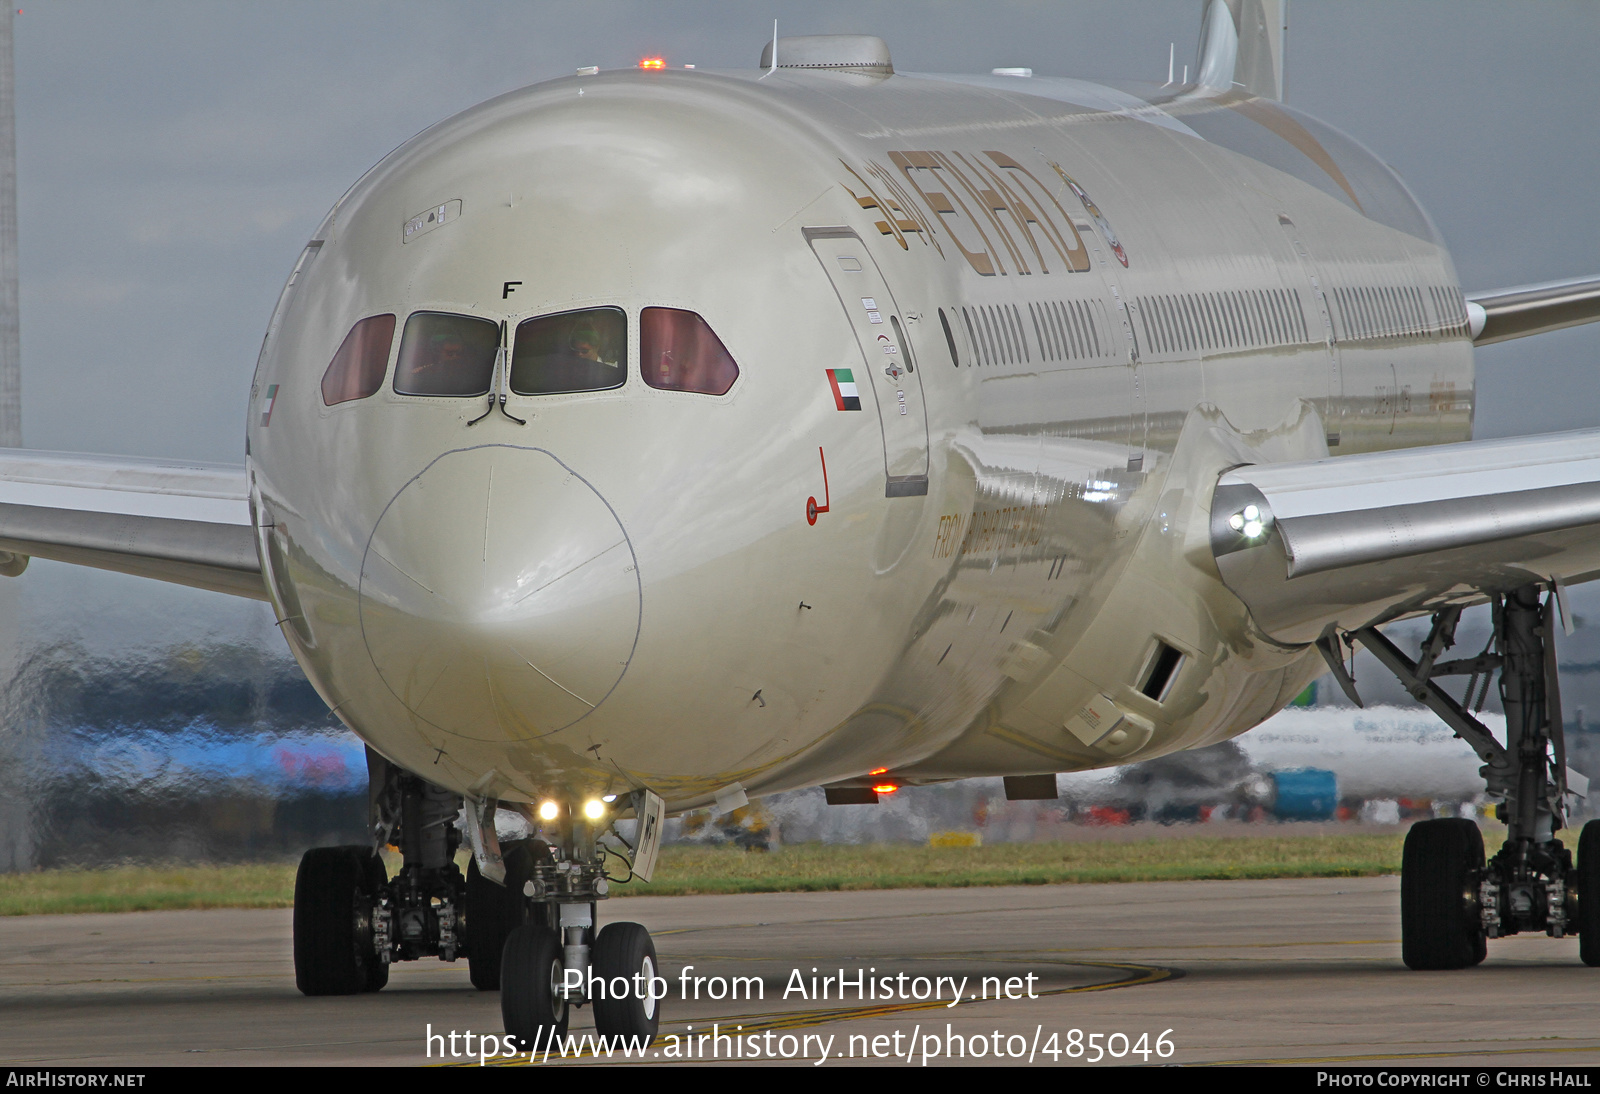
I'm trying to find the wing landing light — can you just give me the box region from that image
[1211,428,1600,645]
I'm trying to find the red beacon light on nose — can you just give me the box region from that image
[639,56,665,70]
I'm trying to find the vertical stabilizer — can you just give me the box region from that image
[1196,0,1286,100]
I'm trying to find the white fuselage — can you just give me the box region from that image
[246,67,1473,812]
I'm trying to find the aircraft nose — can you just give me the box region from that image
[357,445,640,742]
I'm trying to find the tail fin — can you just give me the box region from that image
[1196,0,1287,99]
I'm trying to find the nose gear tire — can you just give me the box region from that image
[501,923,568,1044]
[591,921,661,1039]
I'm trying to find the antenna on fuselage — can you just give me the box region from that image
[1162,42,1174,87]
[760,19,777,79]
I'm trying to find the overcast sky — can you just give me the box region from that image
[12,1,1599,461]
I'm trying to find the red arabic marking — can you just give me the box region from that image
[806,447,830,526]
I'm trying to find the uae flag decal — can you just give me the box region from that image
[826,368,861,411]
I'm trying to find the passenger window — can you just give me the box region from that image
[392,312,499,396]
[321,314,395,406]
[509,307,627,395]
[641,308,738,395]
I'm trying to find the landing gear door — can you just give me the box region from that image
[804,227,930,496]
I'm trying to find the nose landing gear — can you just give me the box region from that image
[497,799,664,1045]
[1336,583,1599,969]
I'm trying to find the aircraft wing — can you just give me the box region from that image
[0,448,264,600]
[1467,275,1600,345]
[1211,428,1600,645]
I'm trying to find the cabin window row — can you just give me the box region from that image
[939,299,1111,369]
[320,306,739,407]
[1134,288,1309,357]
[1331,284,1466,344]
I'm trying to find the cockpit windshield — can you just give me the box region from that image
[640,307,739,396]
[321,314,395,406]
[392,312,499,396]
[509,307,627,395]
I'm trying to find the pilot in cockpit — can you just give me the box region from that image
[569,326,617,368]
[407,331,469,388]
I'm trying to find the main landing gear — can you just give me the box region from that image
[291,750,664,1042]
[292,762,469,995]
[1324,583,1600,969]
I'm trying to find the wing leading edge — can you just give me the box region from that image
[1467,275,1600,345]
[1212,428,1600,645]
[0,449,264,600]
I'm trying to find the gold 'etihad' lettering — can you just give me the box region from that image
[889,151,997,275]
[982,152,1091,273]
[866,151,1092,278]
[839,160,941,256]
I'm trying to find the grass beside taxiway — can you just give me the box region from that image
[0,861,303,916]
[613,834,1412,896]
[0,833,1430,914]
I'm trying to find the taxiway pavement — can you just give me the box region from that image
[2,876,1596,1067]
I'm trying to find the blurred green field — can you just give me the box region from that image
[0,832,1429,915]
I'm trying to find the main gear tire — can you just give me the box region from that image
[1401,818,1486,971]
[466,840,535,990]
[293,845,386,996]
[1578,819,1600,967]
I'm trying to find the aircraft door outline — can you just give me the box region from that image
[803,226,931,497]
[1277,214,1344,443]
[1066,211,1142,470]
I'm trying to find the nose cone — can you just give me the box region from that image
[358,445,640,742]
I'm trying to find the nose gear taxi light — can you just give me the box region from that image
[583,799,606,820]
[538,800,560,821]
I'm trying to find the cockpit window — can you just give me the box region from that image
[321,313,396,406]
[509,307,626,395]
[640,307,739,395]
[393,312,499,396]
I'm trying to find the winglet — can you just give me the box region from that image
[1197,0,1287,99]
